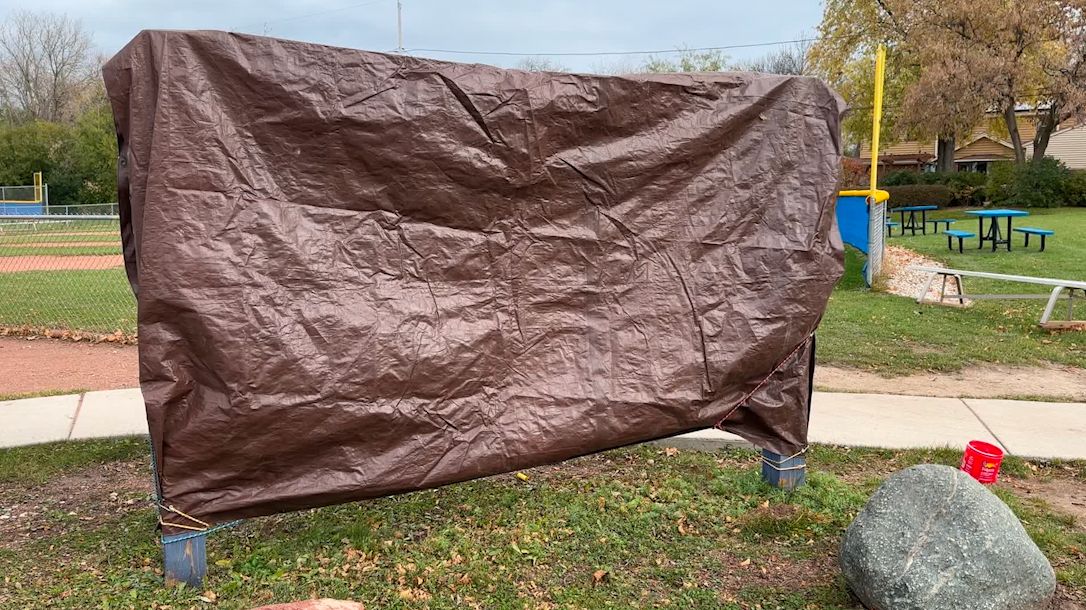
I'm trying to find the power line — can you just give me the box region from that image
[405,38,819,58]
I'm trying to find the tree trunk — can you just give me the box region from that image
[1031,104,1060,162]
[1003,105,1026,165]
[936,136,956,172]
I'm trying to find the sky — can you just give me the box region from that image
[0,0,824,73]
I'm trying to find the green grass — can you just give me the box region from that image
[0,232,118,245]
[0,218,120,235]
[0,436,146,485]
[0,245,121,256]
[904,207,1085,289]
[818,207,1086,374]
[0,268,136,333]
[0,388,88,402]
[0,440,1081,609]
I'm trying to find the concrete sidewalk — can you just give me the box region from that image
[1,388,1084,460]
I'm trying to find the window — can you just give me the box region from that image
[956,161,990,174]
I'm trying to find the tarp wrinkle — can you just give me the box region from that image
[103,30,845,527]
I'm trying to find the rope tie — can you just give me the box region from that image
[162,520,244,543]
[158,503,210,532]
[759,446,809,472]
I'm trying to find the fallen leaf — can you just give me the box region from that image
[664,447,679,457]
[592,569,609,586]
[740,558,751,567]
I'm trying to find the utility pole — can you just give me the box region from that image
[396,0,404,52]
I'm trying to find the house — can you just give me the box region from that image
[1025,125,1086,169]
[856,107,1057,173]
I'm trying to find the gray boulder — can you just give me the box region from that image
[840,464,1055,610]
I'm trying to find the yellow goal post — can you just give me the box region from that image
[0,172,44,203]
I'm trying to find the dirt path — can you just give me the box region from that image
[0,254,124,272]
[1005,476,1086,531]
[816,364,1086,402]
[0,337,137,396]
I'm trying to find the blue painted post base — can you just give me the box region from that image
[760,449,807,490]
[163,532,207,588]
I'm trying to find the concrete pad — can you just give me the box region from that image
[963,399,1086,460]
[655,428,753,451]
[810,392,1003,451]
[69,388,148,440]
[0,394,80,448]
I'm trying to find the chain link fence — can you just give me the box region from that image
[0,209,136,340]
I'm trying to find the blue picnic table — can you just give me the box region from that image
[966,209,1030,251]
[888,205,938,236]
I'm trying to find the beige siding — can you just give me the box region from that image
[975,114,1039,144]
[858,139,935,160]
[857,112,1045,161]
[1018,117,1039,143]
[955,137,1014,160]
[1028,127,1086,169]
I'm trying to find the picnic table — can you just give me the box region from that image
[888,205,938,236]
[966,209,1030,252]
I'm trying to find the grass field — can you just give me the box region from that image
[0,438,1082,609]
[904,207,1085,292]
[0,217,133,333]
[0,268,135,333]
[0,245,121,256]
[0,218,120,236]
[0,233,118,245]
[817,207,1086,374]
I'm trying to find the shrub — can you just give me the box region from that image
[881,170,919,186]
[916,172,945,185]
[839,157,868,190]
[986,157,1069,208]
[884,184,954,207]
[987,162,1016,205]
[880,170,986,206]
[941,171,987,206]
[1064,170,1086,207]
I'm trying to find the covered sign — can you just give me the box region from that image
[104,30,845,526]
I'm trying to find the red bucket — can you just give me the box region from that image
[960,440,1004,484]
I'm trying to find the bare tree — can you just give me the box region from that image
[641,49,729,73]
[733,38,814,75]
[514,56,568,72]
[0,10,98,124]
[583,58,637,75]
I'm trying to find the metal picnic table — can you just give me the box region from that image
[966,209,1030,252]
[888,205,938,236]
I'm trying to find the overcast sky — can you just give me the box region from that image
[0,0,823,72]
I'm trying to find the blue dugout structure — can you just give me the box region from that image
[835,189,890,286]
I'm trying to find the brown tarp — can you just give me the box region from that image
[103,30,845,526]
